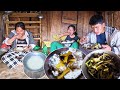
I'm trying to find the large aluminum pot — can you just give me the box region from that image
[81,49,120,79]
[0,48,8,58]
[23,51,47,79]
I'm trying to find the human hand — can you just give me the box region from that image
[102,45,112,51]
[14,34,23,39]
[23,46,32,52]
[71,40,75,42]
[80,36,87,45]
[58,32,69,37]
[63,32,69,36]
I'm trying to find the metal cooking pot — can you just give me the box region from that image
[44,48,85,79]
[81,49,120,79]
[0,48,8,58]
[23,51,47,79]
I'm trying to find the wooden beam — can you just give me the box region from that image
[34,38,40,40]
[62,19,77,24]
[9,13,39,17]
[8,26,40,29]
[5,21,41,24]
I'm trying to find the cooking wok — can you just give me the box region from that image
[44,48,85,79]
[81,49,120,79]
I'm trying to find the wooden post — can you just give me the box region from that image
[111,12,114,27]
[39,18,42,48]
[6,14,9,37]
[38,12,43,49]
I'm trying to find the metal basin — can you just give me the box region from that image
[81,49,120,79]
[23,51,47,79]
[0,48,8,58]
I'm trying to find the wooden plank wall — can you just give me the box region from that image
[113,11,120,30]
[0,13,4,45]
[47,11,120,42]
[0,13,2,45]
[48,11,96,41]
[103,11,113,28]
[61,11,77,36]
[41,11,48,41]
[77,11,96,38]
[1,11,120,46]
[49,11,62,42]
[103,11,120,30]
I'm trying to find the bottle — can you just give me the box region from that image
[42,45,48,56]
[33,45,40,51]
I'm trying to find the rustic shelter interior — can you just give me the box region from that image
[0,11,120,79]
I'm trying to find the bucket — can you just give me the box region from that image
[23,51,47,79]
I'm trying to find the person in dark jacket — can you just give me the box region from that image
[1,22,36,69]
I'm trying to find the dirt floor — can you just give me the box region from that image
[0,61,48,79]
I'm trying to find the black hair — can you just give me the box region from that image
[89,15,104,25]
[15,22,25,30]
[68,24,76,31]
[68,24,77,35]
